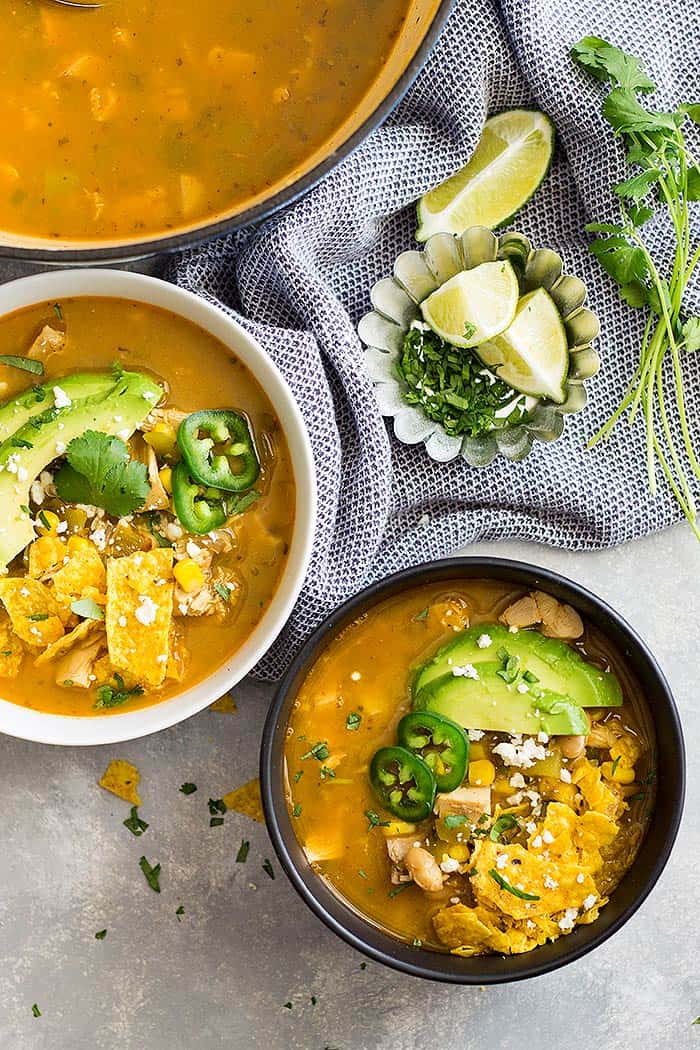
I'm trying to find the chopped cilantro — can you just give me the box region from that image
[0,354,43,375]
[123,806,148,837]
[301,741,329,762]
[262,858,275,880]
[53,302,63,321]
[179,782,197,795]
[208,798,227,816]
[611,755,621,777]
[293,770,304,784]
[412,938,422,948]
[236,839,250,863]
[365,809,390,831]
[444,814,468,828]
[319,765,336,781]
[345,711,362,731]
[95,929,107,940]
[214,582,232,603]
[497,652,520,684]
[54,431,150,517]
[310,995,317,1006]
[489,868,540,900]
[522,670,539,683]
[360,962,367,971]
[176,905,185,921]
[489,814,519,842]
[412,606,430,621]
[388,883,412,898]
[31,1004,41,1018]
[210,817,225,828]
[139,855,161,893]
[27,613,49,622]
[283,1002,292,1010]
[94,673,144,710]
[11,437,33,449]
[292,803,302,818]
[227,489,261,516]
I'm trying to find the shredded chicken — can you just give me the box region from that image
[499,590,584,639]
[142,407,188,432]
[54,637,104,689]
[434,786,492,823]
[132,436,169,511]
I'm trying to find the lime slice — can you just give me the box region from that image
[416,110,554,241]
[476,288,569,403]
[420,260,518,348]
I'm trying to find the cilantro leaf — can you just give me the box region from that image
[682,317,700,352]
[613,168,660,201]
[570,37,655,92]
[54,431,150,517]
[588,236,649,284]
[602,88,679,136]
[94,673,144,710]
[139,855,161,893]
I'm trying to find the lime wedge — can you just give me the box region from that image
[420,261,519,348]
[416,110,554,241]
[476,289,569,403]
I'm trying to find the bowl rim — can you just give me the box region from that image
[0,268,317,746]
[260,555,685,984]
[0,0,455,265]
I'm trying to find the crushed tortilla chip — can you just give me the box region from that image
[98,759,141,805]
[434,904,512,955]
[105,548,174,687]
[572,758,621,820]
[0,615,24,678]
[52,536,106,606]
[210,693,237,713]
[223,777,263,822]
[35,618,102,666]
[28,535,67,580]
[470,839,598,920]
[0,577,65,646]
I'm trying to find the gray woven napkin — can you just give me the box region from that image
[168,0,700,679]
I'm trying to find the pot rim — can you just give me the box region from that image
[260,556,685,984]
[0,0,455,266]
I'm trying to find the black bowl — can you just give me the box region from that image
[260,557,685,984]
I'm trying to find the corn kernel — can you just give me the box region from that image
[447,843,469,862]
[492,777,512,796]
[468,759,495,787]
[36,510,60,535]
[381,820,416,837]
[469,742,487,761]
[159,466,173,493]
[601,760,635,784]
[173,558,205,593]
[144,422,177,458]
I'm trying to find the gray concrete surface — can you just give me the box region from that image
[0,525,698,1050]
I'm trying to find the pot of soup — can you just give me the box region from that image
[261,558,684,983]
[0,0,451,263]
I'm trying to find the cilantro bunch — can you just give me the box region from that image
[571,37,700,537]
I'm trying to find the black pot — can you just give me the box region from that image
[1,0,454,267]
[260,557,685,984]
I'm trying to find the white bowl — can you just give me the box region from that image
[0,269,316,746]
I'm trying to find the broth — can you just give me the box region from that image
[0,296,295,716]
[0,0,411,242]
[285,580,655,954]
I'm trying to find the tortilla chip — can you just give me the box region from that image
[210,693,237,713]
[28,535,68,580]
[470,840,598,920]
[223,777,264,822]
[434,904,512,955]
[52,536,106,606]
[105,548,174,687]
[98,759,141,805]
[0,577,65,646]
[35,618,102,666]
[0,615,24,678]
[572,758,621,820]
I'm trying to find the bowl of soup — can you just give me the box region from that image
[261,558,684,982]
[0,0,451,261]
[0,267,315,745]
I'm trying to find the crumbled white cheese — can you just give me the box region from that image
[53,386,71,409]
[468,729,484,742]
[525,821,537,835]
[558,908,579,931]
[509,773,526,789]
[56,521,68,534]
[439,855,461,874]
[560,768,572,784]
[134,595,157,626]
[162,521,183,542]
[495,853,509,870]
[516,682,529,694]
[582,894,597,911]
[543,874,559,890]
[186,540,202,559]
[452,663,479,680]
[493,737,546,769]
[531,835,543,849]
[90,527,107,551]
[350,671,361,682]
[508,625,519,634]
[476,633,492,649]
[537,731,549,744]
[542,829,554,845]
[118,616,127,628]
[576,873,585,884]
[55,441,66,455]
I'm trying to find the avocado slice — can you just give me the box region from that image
[0,369,163,568]
[0,372,117,445]
[414,671,591,736]
[413,624,622,709]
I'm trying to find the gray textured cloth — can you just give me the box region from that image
[168,0,700,679]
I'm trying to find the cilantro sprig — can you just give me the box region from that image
[54,430,150,517]
[571,37,700,537]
